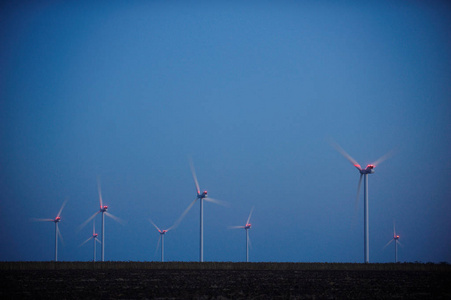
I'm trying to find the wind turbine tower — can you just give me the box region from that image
[332,142,392,263]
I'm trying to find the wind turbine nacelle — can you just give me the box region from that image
[101,206,108,212]
[198,191,208,198]
[54,217,61,222]
[363,165,375,174]
[245,224,251,229]
[93,233,98,238]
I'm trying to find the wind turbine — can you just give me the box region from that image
[33,200,67,262]
[80,179,123,261]
[384,221,401,263]
[148,204,194,262]
[187,158,226,262]
[79,221,101,262]
[332,141,393,263]
[230,207,254,262]
[149,219,174,262]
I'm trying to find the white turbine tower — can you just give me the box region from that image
[187,158,226,262]
[332,141,393,263]
[33,200,67,262]
[80,179,123,261]
[79,221,101,262]
[230,207,254,262]
[384,221,401,263]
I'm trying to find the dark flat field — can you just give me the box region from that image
[1,262,450,299]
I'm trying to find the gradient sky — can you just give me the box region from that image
[1,0,450,263]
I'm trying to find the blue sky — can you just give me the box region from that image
[1,0,450,263]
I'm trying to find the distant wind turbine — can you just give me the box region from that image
[230,207,254,262]
[148,204,194,262]
[186,158,227,262]
[384,221,402,263]
[33,200,67,262]
[332,141,393,263]
[79,221,101,262]
[79,179,123,261]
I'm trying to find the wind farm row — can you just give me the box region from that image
[33,142,401,263]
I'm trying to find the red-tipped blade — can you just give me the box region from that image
[104,212,124,224]
[97,178,103,208]
[168,198,198,231]
[393,220,396,236]
[79,236,94,247]
[79,211,100,231]
[372,149,395,167]
[355,174,363,211]
[149,218,161,232]
[205,197,229,207]
[246,207,254,225]
[57,225,64,245]
[189,157,201,195]
[57,199,67,218]
[331,141,362,170]
[383,238,394,249]
[229,225,245,229]
[154,235,162,258]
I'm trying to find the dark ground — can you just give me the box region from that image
[1,267,450,299]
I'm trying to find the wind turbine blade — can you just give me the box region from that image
[397,240,403,247]
[393,221,396,236]
[228,226,245,229]
[95,238,101,244]
[168,198,198,231]
[372,149,395,167]
[79,236,93,247]
[189,157,200,194]
[355,174,363,211]
[149,218,161,232]
[32,218,54,222]
[97,177,103,208]
[57,199,68,218]
[93,221,96,235]
[57,227,64,246]
[383,239,394,249]
[79,211,99,230]
[205,197,229,207]
[331,141,361,170]
[104,212,124,224]
[154,235,161,259]
[246,207,254,225]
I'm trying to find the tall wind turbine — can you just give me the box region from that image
[188,158,226,262]
[332,141,393,263]
[230,207,254,262]
[384,221,401,263]
[80,179,122,261]
[79,221,101,262]
[33,200,67,262]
